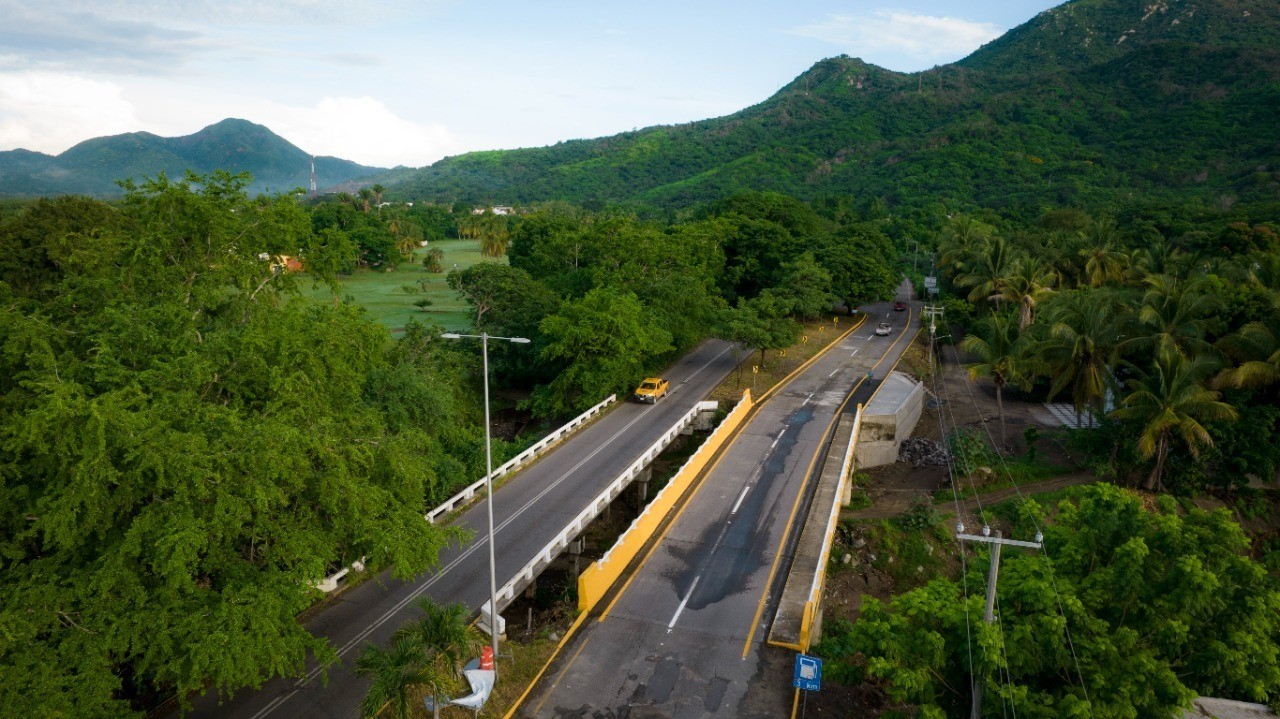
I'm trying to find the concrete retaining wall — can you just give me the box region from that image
[853,371,923,468]
[577,391,754,613]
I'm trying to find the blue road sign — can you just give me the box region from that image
[793,654,822,691]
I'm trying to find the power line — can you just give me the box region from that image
[943,338,1097,719]
[930,325,980,719]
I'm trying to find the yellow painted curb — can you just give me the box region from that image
[756,314,867,405]
[500,610,590,719]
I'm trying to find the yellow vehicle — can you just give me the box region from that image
[634,377,670,403]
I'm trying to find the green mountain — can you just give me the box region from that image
[387,0,1280,215]
[0,119,386,197]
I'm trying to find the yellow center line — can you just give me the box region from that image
[526,621,594,717]
[740,307,915,659]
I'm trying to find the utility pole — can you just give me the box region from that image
[922,304,945,375]
[957,526,1042,719]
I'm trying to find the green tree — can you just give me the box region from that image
[954,236,1014,308]
[529,287,674,418]
[423,246,445,274]
[818,484,1280,718]
[722,292,802,368]
[770,252,835,319]
[1216,320,1280,393]
[960,312,1035,447]
[0,174,470,716]
[813,224,900,311]
[1036,289,1121,419]
[1120,275,1221,360]
[396,600,482,719]
[1110,347,1237,491]
[448,262,556,331]
[355,638,439,719]
[991,255,1056,329]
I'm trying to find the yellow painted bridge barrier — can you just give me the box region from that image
[578,389,755,612]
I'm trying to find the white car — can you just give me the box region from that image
[875,322,893,336]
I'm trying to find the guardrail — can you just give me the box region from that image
[798,405,862,648]
[312,395,617,594]
[480,399,723,626]
[577,392,754,612]
[427,394,617,524]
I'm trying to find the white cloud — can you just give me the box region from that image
[257,96,460,167]
[0,71,141,153]
[788,11,1003,69]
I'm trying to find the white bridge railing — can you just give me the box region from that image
[426,394,617,524]
[312,394,617,594]
[481,401,717,624]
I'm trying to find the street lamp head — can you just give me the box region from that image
[441,333,462,339]
[509,337,531,344]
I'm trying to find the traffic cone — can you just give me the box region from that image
[480,645,494,670]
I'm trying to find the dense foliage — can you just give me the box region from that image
[0,174,486,715]
[817,484,1280,717]
[387,0,1280,223]
[936,202,1280,492]
[0,119,383,198]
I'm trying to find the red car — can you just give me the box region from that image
[893,301,907,311]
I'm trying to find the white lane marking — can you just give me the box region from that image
[250,344,739,719]
[668,576,701,631]
[850,349,860,357]
[828,368,839,378]
[731,486,751,514]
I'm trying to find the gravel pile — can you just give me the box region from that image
[898,437,951,467]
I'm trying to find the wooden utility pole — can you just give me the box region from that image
[957,527,1042,719]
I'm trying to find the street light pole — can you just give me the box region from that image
[441,331,530,674]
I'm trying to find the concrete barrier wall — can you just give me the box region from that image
[577,391,755,612]
[485,401,716,620]
[798,405,862,649]
[426,394,617,524]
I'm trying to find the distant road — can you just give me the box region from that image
[519,296,918,718]
[182,340,739,719]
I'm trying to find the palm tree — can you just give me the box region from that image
[1216,320,1280,392]
[954,236,1014,308]
[1119,275,1221,360]
[399,600,482,718]
[355,637,440,719]
[991,256,1056,329]
[478,214,511,259]
[1129,236,1184,281]
[960,312,1036,448]
[937,216,995,277]
[1110,347,1237,491]
[1036,290,1122,420]
[357,187,376,213]
[1079,245,1129,287]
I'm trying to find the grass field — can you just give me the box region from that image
[301,238,494,332]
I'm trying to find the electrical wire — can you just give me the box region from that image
[928,329,981,716]
[944,338,1097,719]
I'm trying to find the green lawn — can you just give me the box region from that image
[301,238,495,332]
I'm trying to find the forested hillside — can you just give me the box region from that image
[388,0,1280,218]
[0,119,385,197]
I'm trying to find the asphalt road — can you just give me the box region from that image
[182,339,740,719]
[520,298,918,718]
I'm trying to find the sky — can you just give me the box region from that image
[0,0,1063,169]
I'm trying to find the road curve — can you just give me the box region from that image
[183,339,739,719]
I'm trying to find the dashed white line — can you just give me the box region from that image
[668,576,701,631]
[731,486,751,515]
[828,368,839,378]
